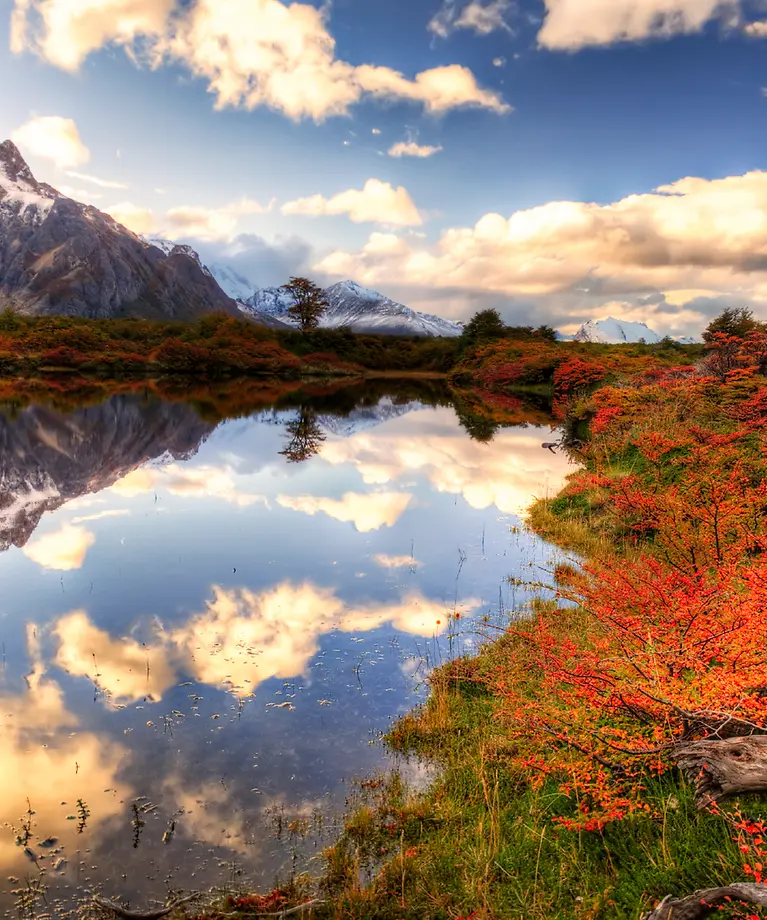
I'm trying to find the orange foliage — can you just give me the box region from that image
[484,361,767,831]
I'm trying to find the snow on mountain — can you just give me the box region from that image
[241,279,462,338]
[142,236,213,275]
[0,141,239,320]
[574,317,663,344]
[573,317,700,344]
[244,286,295,318]
[206,263,256,303]
[0,143,57,222]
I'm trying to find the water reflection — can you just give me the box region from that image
[0,381,572,910]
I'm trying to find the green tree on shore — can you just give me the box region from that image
[281,277,329,333]
[703,307,764,342]
[461,308,506,345]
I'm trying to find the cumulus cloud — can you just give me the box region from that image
[10,0,174,68]
[105,201,156,235]
[319,406,573,517]
[537,0,740,50]
[12,0,508,121]
[105,196,272,241]
[388,141,443,158]
[745,19,767,36]
[0,625,130,877]
[429,0,514,38]
[46,581,471,702]
[277,491,412,532]
[316,170,767,330]
[22,523,95,570]
[171,583,475,694]
[54,610,176,703]
[110,464,266,507]
[373,553,419,568]
[282,179,422,227]
[11,115,90,169]
[198,233,313,288]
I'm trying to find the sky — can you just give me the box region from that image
[2,0,767,336]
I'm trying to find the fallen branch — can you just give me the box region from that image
[673,734,767,808]
[255,900,325,918]
[641,883,767,919]
[93,894,198,920]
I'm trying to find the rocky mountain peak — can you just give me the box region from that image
[0,141,38,188]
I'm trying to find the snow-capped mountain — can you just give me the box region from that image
[575,318,663,344]
[207,263,256,303]
[0,140,239,320]
[573,317,700,344]
[242,280,462,337]
[318,396,424,437]
[0,396,212,551]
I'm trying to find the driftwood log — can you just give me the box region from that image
[673,735,767,808]
[641,883,767,919]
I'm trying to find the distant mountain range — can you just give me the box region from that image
[0,139,700,342]
[242,280,463,337]
[570,317,698,345]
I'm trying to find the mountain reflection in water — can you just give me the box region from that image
[0,381,572,911]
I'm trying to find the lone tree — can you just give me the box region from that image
[281,277,329,333]
[280,408,326,463]
[461,308,506,345]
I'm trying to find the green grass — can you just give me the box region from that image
[311,648,758,920]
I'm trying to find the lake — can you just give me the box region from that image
[0,380,573,914]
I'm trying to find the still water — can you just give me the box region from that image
[0,381,572,912]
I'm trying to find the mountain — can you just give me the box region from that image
[0,140,239,320]
[573,317,701,344]
[207,262,256,303]
[0,395,212,552]
[574,318,663,344]
[243,280,462,337]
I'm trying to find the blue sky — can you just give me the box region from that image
[2,0,767,335]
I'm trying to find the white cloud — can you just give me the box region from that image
[0,625,130,878]
[11,115,90,169]
[745,19,767,36]
[54,610,176,703]
[354,63,510,115]
[65,170,128,189]
[70,509,130,524]
[106,201,156,235]
[170,583,474,694]
[373,553,419,569]
[111,464,266,507]
[46,582,472,702]
[10,0,174,68]
[372,128,382,135]
[22,523,95,570]
[319,408,572,518]
[493,56,507,66]
[277,491,412,532]
[57,184,103,202]
[105,197,273,241]
[316,170,767,317]
[12,0,508,121]
[388,141,443,158]
[537,0,739,50]
[429,0,513,38]
[282,179,422,227]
